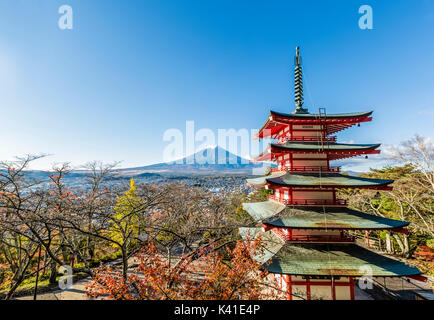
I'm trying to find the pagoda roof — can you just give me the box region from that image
[239,228,421,277]
[268,243,421,277]
[239,227,285,263]
[270,110,373,119]
[257,110,373,138]
[272,142,380,151]
[253,142,381,161]
[243,200,287,221]
[246,172,393,189]
[242,201,409,230]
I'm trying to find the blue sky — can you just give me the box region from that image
[0,0,433,171]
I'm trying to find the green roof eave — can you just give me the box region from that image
[270,110,374,119]
[240,229,421,277]
[246,171,286,186]
[247,172,393,188]
[242,201,286,221]
[269,207,409,230]
[270,142,381,151]
[265,243,421,277]
[243,201,409,230]
[238,227,284,263]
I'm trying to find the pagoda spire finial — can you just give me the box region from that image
[293,46,309,114]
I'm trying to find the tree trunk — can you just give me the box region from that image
[385,233,392,253]
[5,248,39,300]
[403,234,410,257]
[391,237,395,253]
[61,245,69,263]
[49,260,58,284]
[393,234,405,255]
[88,242,95,261]
[121,246,128,280]
[167,248,171,268]
[5,277,23,300]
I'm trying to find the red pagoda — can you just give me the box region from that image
[240,47,422,300]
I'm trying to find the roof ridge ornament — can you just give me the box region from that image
[292,46,309,114]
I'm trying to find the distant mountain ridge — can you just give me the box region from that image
[8,146,364,182]
[116,146,264,176]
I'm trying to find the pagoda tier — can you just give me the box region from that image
[240,228,420,278]
[255,110,373,140]
[247,172,392,190]
[247,172,392,207]
[253,142,381,163]
[239,228,421,300]
[242,201,409,232]
[242,201,409,244]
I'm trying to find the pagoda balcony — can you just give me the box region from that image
[269,195,348,207]
[287,234,355,242]
[273,232,355,243]
[278,136,337,143]
[270,166,341,174]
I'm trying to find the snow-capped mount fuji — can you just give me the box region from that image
[117,146,264,176]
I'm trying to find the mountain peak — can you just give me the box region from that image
[178,145,250,166]
[117,145,262,176]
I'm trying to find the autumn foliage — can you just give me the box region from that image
[86,237,275,300]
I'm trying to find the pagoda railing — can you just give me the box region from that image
[278,136,337,143]
[287,234,355,243]
[271,229,355,243]
[269,196,347,206]
[270,166,341,174]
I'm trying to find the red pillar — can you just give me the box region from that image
[366,231,370,247]
[287,276,292,300]
[306,278,311,300]
[289,187,293,204]
[331,277,336,300]
[349,277,355,300]
[289,153,293,171]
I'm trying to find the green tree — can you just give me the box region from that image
[109,179,142,246]
[107,178,144,278]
